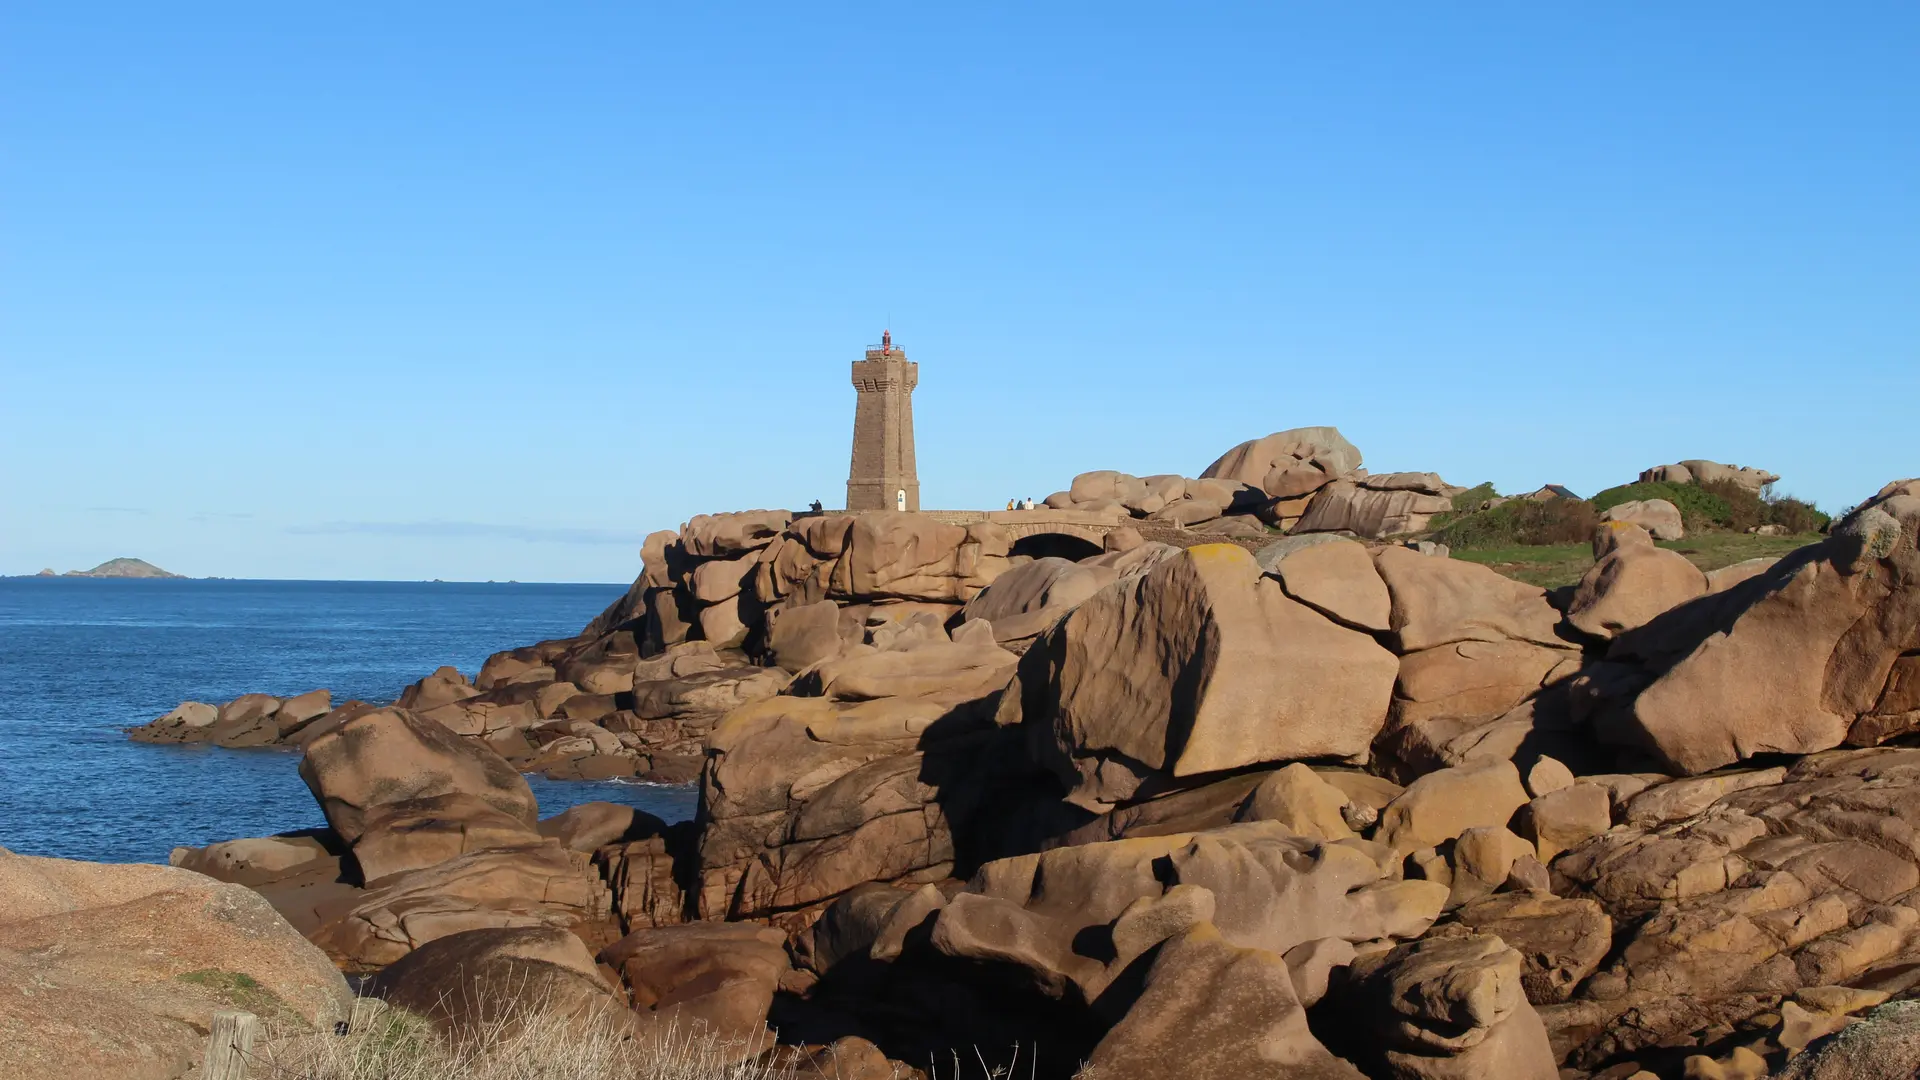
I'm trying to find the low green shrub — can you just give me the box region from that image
[1699,478,1775,532]
[1589,481,1731,531]
[1431,497,1599,549]
[1592,478,1829,534]
[1423,482,1498,532]
[1766,496,1829,533]
[1450,482,1498,512]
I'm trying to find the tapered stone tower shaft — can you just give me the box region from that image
[846,330,920,512]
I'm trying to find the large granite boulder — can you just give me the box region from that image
[765,598,857,671]
[1010,544,1398,809]
[298,706,538,844]
[351,791,545,883]
[835,513,1011,603]
[1069,469,1149,506]
[1444,893,1612,1005]
[1376,759,1532,855]
[697,630,1017,921]
[1262,536,1392,632]
[0,852,351,1080]
[1565,526,1707,640]
[1601,498,1685,540]
[1083,922,1366,1079]
[602,922,792,1053]
[927,823,1448,1008]
[958,556,1111,643]
[1372,546,1570,653]
[1366,547,1580,776]
[366,925,628,1040]
[680,510,791,558]
[624,664,791,744]
[1334,934,1559,1080]
[538,801,667,853]
[1296,475,1455,538]
[1601,494,1920,773]
[1201,426,1363,500]
[127,689,335,747]
[308,842,611,969]
[1379,639,1580,773]
[1639,460,1780,493]
[396,665,481,712]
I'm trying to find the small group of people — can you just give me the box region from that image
[1004,496,1037,510]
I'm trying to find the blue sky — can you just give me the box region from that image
[2,4,1914,582]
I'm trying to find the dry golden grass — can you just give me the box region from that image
[241,983,1044,1079]
[243,996,807,1080]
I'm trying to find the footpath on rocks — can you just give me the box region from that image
[15,427,1920,1080]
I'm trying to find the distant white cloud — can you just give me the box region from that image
[288,520,637,545]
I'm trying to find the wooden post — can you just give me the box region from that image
[200,1010,260,1080]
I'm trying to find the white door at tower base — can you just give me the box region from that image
[896,489,906,511]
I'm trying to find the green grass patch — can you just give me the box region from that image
[1430,497,1599,549]
[1453,532,1826,589]
[1659,532,1824,572]
[177,969,292,1019]
[1450,544,1594,588]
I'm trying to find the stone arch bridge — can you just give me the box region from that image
[921,509,1130,559]
[792,508,1132,561]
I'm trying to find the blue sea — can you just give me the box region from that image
[0,578,699,864]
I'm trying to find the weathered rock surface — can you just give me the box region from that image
[602,921,791,1050]
[1601,495,1920,773]
[299,706,538,844]
[1083,922,1366,1079]
[1296,478,1454,539]
[352,791,545,883]
[1264,536,1392,632]
[697,624,1017,920]
[928,823,1447,1007]
[309,842,611,969]
[1640,460,1780,493]
[366,925,628,1040]
[110,464,1920,1080]
[1566,527,1707,639]
[128,688,335,747]
[0,851,351,1080]
[1775,999,1920,1080]
[1012,544,1398,809]
[1202,426,1363,501]
[1377,759,1531,855]
[1335,934,1559,1080]
[957,556,1110,643]
[1601,498,1685,540]
[1447,893,1612,1005]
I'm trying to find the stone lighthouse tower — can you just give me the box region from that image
[845,330,920,512]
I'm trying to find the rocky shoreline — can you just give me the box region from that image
[13,428,1920,1079]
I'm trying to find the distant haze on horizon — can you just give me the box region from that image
[2,5,1914,583]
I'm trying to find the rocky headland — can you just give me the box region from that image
[18,426,1920,1079]
[33,557,186,578]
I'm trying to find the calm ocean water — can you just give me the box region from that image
[0,578,699,864]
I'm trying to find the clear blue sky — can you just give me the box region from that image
[3,5,1914,582]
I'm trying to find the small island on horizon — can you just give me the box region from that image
[25,557,186,579]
